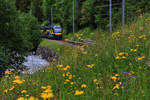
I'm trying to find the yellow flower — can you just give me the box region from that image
[64,82,67,84]
[87,64,94,68]
[115,74,119,77]
[66,65,70,69]
[57,65,63,68]
[65,79,70,82]
[119,52,124,56]
[63,67,68,71]
[130,49,137,52]
[115,56,120,60]
[93,79,97,83]
[95,53,98,57]
[9,86,15,91]
[62,73,65,77]
[29,96,38,100]
[136,44,140,47]
[18,97,27,100]
[139,35,146,39]
[25,95,29,97]
[41,86,47,89]
[74,90,84,95]
[43,88,52,93]
[82,51,87,55]
[122,56,126,59]
[13,79,23,84]
[111,76,117,80]
[138,56,145,61]
[113,84,120,89]
[40,93,54,99]
[69,75,72,79]
[15,76,20,79]
[3,89,8,93]
[21,90,27,93]
[70,82,74,85]
[81,84,87,88]
[5,70,12,75]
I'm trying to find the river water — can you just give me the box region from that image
[22,55,49,74]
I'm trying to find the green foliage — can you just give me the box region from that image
[0,0,41,76]
[19,13,42,50]
[31,0,43,21]
[41,0,150,32]
[15,0,31,12]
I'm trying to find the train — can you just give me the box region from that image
[40,25,62,40]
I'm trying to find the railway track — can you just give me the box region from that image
[45,39,88,47]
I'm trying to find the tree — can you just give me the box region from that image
[0,0,41,76]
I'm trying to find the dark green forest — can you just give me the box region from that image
[0,0,150,77]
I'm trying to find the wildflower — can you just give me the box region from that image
[80,47,84,51]
[15,76,20,79]
[119,52,124,56]
[113,84,120,89]
[122,56,126,59]
[136,44,140,47]
[9,86,15,91]
[64,82,67,84]
[115,74,119,77]
[69,75,72,79]
[13,79,24,84]
[81,84,87,88]
[93,79,97,83]
[40,93,54,99]
[87,64,94,68]
[82,51,87,55]
[95,53,98,57]
[138,56,145,61]
[115,56,120,60]
[74,90,84,95]
[18,97,27,100]
[111,76,117,80]
[21,90,27,93]
[57,65,63,68]
[25,95,29,97]
[130,71,135,74]
[62,73,65,77]
[119,82,122,85]
[66,65,70,69]
[139,35,146,39]
[41,86,47,89]
[3,89,8,93]
[63,67,68,71]
[70,82,74,85]
[29,96,38,100]
[65,79,70,82]
[112,32,120,37]
[5,70,12,75]
[130,49,137,52]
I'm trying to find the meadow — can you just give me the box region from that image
[0,14,150,100]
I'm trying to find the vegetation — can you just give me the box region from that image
[1,12,150,99]
[1,0,150,99]
[14,0,150,33]
[0,0,41,76]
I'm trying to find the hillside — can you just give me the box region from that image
[0,13,150,100]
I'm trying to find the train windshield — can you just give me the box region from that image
[53,26,62,33]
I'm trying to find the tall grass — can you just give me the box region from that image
[0,14,150,100]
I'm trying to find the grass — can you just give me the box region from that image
[1,14,150,100]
